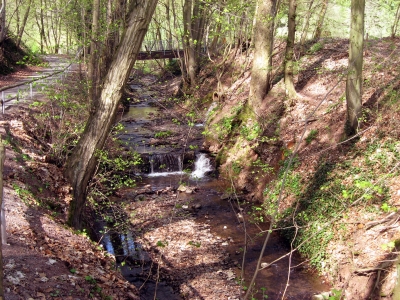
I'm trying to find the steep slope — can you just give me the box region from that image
[200,37,400,299]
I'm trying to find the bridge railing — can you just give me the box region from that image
[0,54,79,114]
[140,39,182,52]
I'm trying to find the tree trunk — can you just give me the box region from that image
[15,0,20,38]
[392,2,400,38]
[88,0,100,102]
[284,0,297,99]
[345,0,364,134]
[65,0,158,230]
[0,0,6,43]
[183,0,197,87]
[16,0,33,47]
[312,0,328,41]
[39,0,48,53]
[0,139,5,299]
[299,0,314,47]
[248,0,277,113]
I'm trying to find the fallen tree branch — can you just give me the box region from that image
[365,212,398,230]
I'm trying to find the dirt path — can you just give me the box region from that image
[0,57,140,300]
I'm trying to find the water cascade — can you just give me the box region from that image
[191,153,213,179]
[148,153,184,177]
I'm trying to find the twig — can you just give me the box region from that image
[365,212,397,230]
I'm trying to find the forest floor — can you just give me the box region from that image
[1,36,400,300]
[201,37,400,299]
[0,63,140,300]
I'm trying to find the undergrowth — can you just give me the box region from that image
[270,136,399,273]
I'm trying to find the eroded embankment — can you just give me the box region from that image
[92,72,331,299]
[199,38,400,299]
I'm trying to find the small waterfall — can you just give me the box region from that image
[205,102,218,120]
[148,153,184,177]
[191,153,213,179]
[195,102,218,127]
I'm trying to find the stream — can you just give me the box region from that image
[98,79,330,299]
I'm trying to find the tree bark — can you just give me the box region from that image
[183,0,197,87]
[0,139,5,299]
[313,0,328,41]
[248,0,277,113]
[0,0,6,43]
[392,2,400,38]
[16,0,33,47]
[345,0,364,134]
[284,0,297,99]
[299,0,314,47]
[88,0,100,102]
[65,0,158,229]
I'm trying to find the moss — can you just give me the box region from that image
[215,148,228,167]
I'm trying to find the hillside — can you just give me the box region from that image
[198,37,400,299]
[0,36,400,299]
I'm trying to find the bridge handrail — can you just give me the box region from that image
[1,50,81,113]
[0,49,82,94]
[141,39,182,52]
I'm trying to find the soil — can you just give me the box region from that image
[1,36,400,300]
[200,37,400,299]
[0,63,140,300]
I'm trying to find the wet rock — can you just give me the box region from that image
[221,193,232,200]
[192,203,202,209]
[177,185,187,192]
[177,185,196,194]
[260,262,269,269]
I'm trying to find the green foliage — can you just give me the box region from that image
[240,122,261,141]
[164,59,181,75]
[94,149,141,195]
[308,42,323,54]
[28,78,89,165]
[154,130,172,138]
[16,52,45,66]
[188,241,201,247]
[305,129,318,144]
[12,183,34,205]
[277,138,396,272]
[156,240,168,248]
[329,289,342,300]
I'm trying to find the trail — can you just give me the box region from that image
[0,55,77,112]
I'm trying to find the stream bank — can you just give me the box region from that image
[97,73,330,299]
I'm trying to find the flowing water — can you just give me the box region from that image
[99,91,330,299]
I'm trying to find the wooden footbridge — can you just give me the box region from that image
[138,39,205,60]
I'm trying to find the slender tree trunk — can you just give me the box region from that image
[392,2,400,38]
[192,0,206,56]
[248,0,277,113]
[0,0,6,43]
[88,0,100,102]
[346,0,364,134]
[284,0,297,99]
[39,0,48,53]
[14,0,19,37]
[165,0,172,50]
[0,139,5,300]
[183,0,197,87]
[16,0,32,47]
[312,0,328,41]
[299,0,314,47]
[65,0,158,230]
